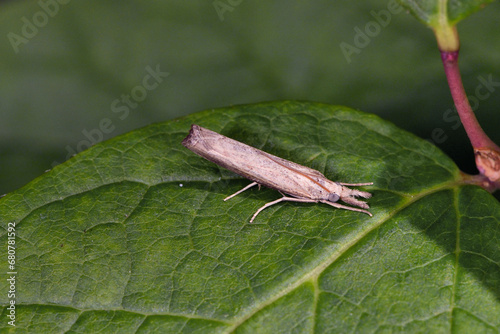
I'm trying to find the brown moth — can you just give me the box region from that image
[182,124,373,222]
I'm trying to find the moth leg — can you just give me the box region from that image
[337,182,373,187]
[224,182,259,201]
[320,200,373,217]
[250,196,318,223]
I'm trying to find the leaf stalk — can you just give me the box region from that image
[438,33,500,190]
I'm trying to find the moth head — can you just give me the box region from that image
[328,193,340,202]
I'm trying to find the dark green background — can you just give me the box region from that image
[1,0,499,194]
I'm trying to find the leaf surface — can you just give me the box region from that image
[397,0,496,25]
[1,101,499,333]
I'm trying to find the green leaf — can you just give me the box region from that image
[397,0,497,25]
[1,101,500,332]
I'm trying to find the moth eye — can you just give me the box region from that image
[328,193,340,202]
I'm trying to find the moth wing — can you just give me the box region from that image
[260,151,329,180]
[183,125,332,200]
[257,152,332,199]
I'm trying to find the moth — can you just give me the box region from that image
[182,124,373,222]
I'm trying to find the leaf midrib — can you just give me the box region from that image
[224,180,462,333]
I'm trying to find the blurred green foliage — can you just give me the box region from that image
[1,0,499,194]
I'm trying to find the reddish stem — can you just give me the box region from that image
[441,51,500,188]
